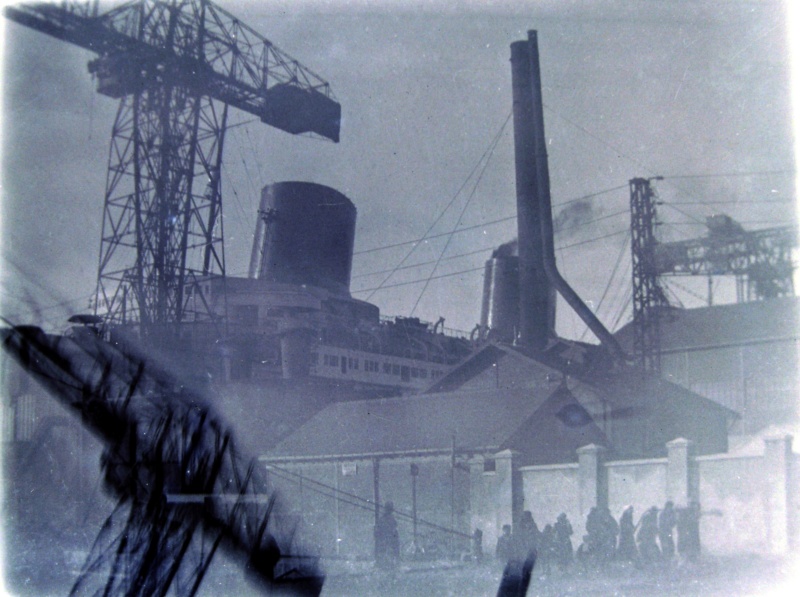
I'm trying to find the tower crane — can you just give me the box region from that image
[4,0,341,338]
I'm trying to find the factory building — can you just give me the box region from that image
[261,339,736,559]
[614,297,799,434]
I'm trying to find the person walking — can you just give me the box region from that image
[636,506,661,563]
[374,501,400,569]
[658,501,677,561]
[553,513,573,571]
[617,506,637,563]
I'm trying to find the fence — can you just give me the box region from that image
[470,436,798,557]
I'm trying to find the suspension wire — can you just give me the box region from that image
[553,184,629,208]
[225,117,259,131]
[409,114,511,314]
[265,463,472,539]
[544,104,711,223]
[221,158,256,248]
[353,209,629,280]
[0,292,89,320]
[544,104,656,180]
[668,199,793,205]
[660,280,687,308]
[352,266,485,294]
[353,229,630,295]
[352,245,498,280]
[558,229,628,250]
[354,183,628,257]
[364,111,513,301]
[661,169,795,180]
[608,259,635,331]
[662,220,794,227]
[659,201,712,225]
[232,127,260,201]
[2,248,66,300]
[578,234,630,342]
[354,215,516,256]
[244,126,266,187]
[663,278,710,304]
[610,282,633,332]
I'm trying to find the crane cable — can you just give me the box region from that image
[364,110,513,302]
[409,113,512,314]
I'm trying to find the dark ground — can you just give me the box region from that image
[317,554,798,597]
[3,548,798,596]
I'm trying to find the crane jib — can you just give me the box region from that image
[4,2,341,143]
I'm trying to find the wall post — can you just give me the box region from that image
[764,435,792,554]
[468,455,488,545]
[666,437,695,507]
[577,444,606,520]
[494,450,519,532]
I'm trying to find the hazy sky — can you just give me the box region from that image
[1,0,795,338]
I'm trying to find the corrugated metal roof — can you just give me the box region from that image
[614,297,799,352]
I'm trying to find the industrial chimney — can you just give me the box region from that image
[510,31,625,359]
[510,35,557,349]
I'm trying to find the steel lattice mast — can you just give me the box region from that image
[629,177,669,373]
[5,0,340,336]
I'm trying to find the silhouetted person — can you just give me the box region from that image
[637,506,660,563]
[658,501,677,561]
[539,524,555,575]
[496,524,513,562]
[498,514,538,597]
[585,506,602,559]
[575,536,591,572]
[515,510,541,560]
[374,501,400,569]
[472,528,484,563]
[677,501,701,562]
[599,506,619,561]
[617,506,637,563]
[553,513,573,570]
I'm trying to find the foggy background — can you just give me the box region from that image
[1,0,795,340]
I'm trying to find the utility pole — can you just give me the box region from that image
[410,463,419,556]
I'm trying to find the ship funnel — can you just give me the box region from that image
[249,182,356,297]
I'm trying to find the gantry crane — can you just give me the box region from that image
[5,0,340,337]
[654,215,796,303]
[629,177,797,373]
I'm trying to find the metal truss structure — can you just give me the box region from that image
[629,177,669,373]
[1,324,323,596]
[5,1,340,335]
[654,217,796,303]
[631,176,797,373]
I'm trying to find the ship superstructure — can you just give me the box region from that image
[115,181,472,397]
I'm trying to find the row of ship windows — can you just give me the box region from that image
[312,353,444,380]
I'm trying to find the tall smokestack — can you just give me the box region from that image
[511,31,626,360]
[510,35,556,348]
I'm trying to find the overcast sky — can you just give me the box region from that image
[1,0,795,338]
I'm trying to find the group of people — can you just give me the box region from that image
[495,511,574,573]
[495,501,702,574]
[583,501,702,567]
